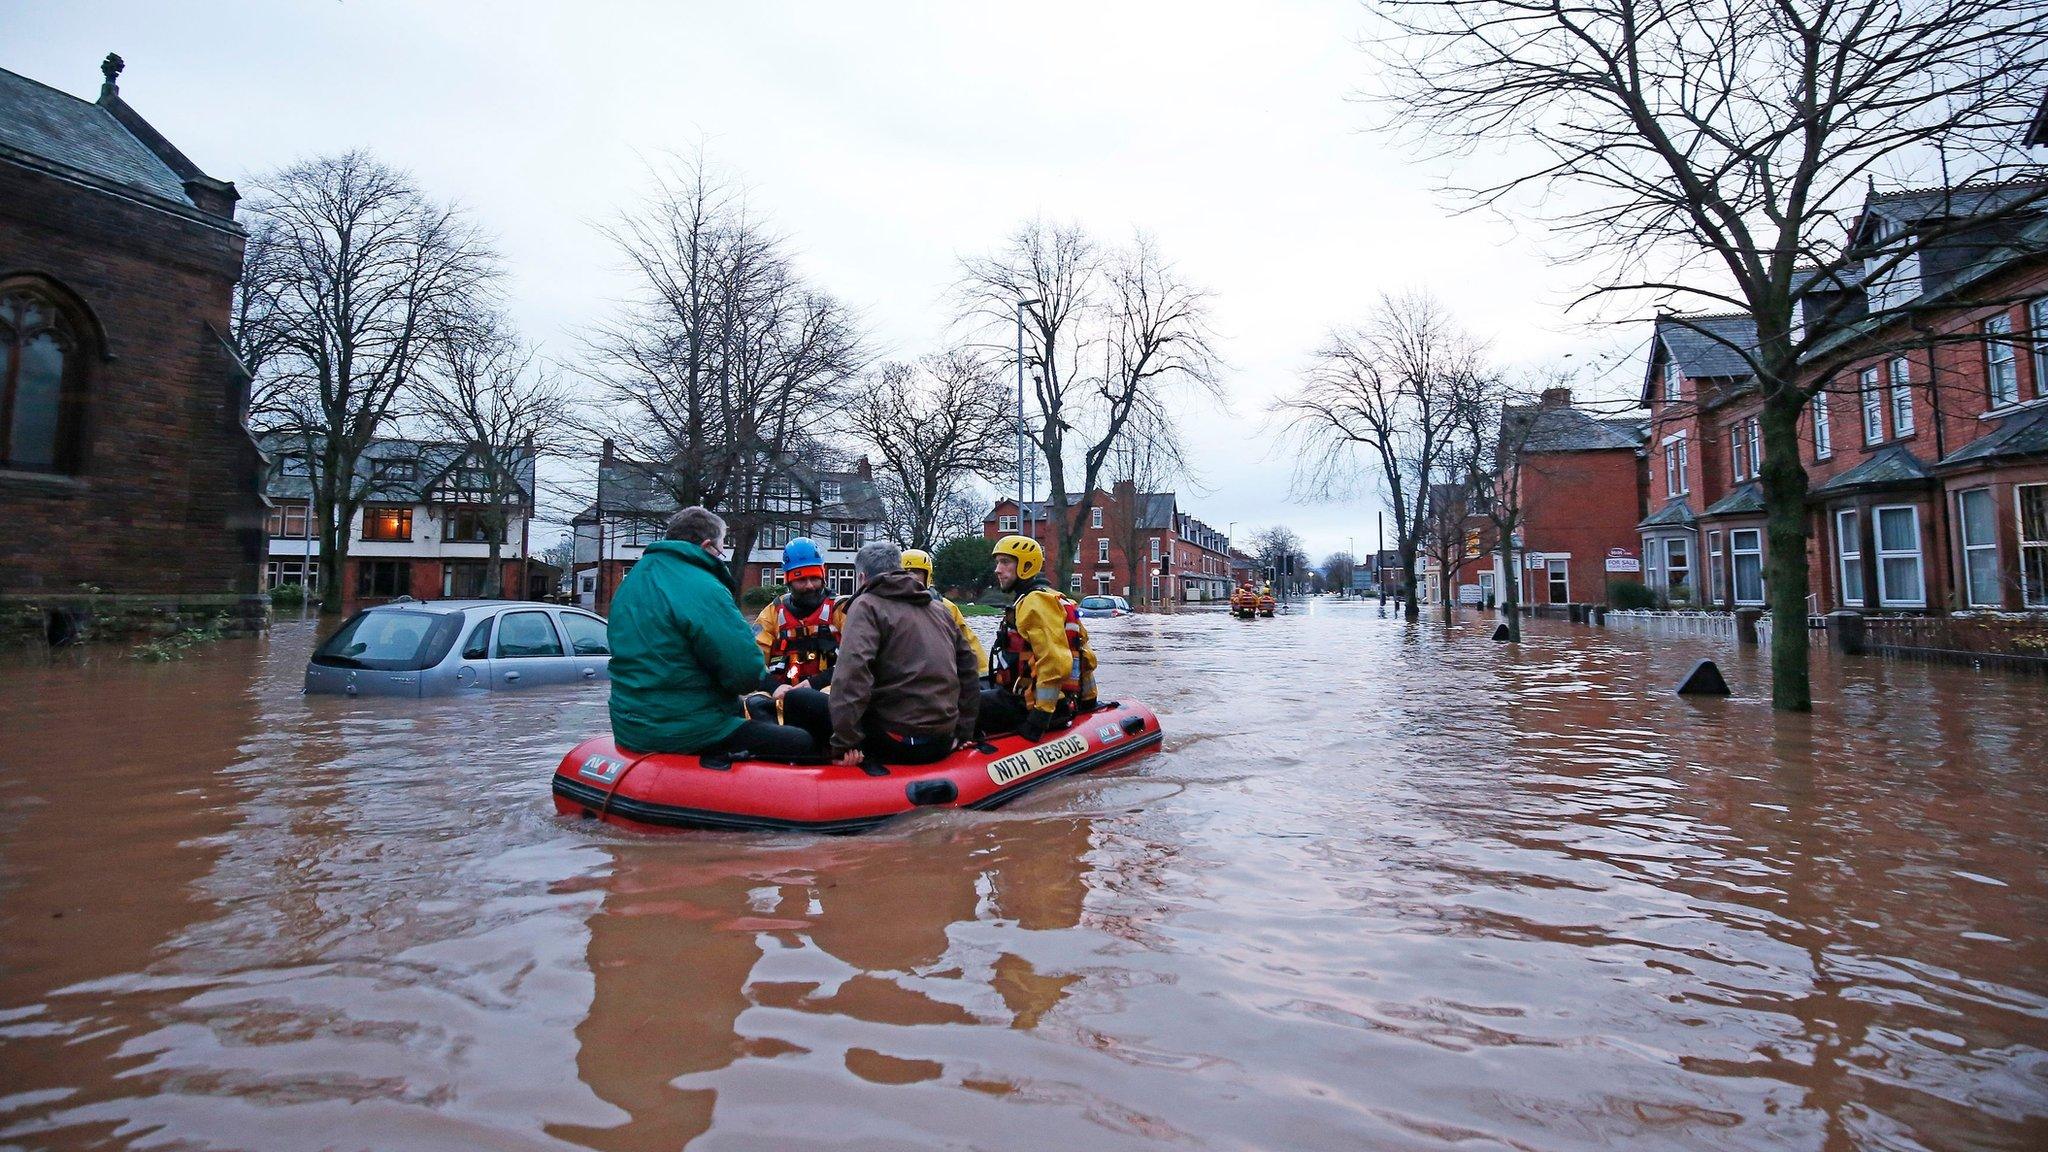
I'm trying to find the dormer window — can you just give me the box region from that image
[822,480,841,503]
[371,457,418,483]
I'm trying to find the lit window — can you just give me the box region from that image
[1874,505,1924,607]
[1812,392,1832,460]
[1888,358,1914,436]
[362,506,414,542]
[0,287,86,473]
[1836,509,1864,606]
[1986,314,2018,407]
[1958,488,2000,608]
[1860,367,1884,444]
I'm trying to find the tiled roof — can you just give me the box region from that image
[593,455,887,523]
[0,65,195,210]
[1860,182,2048,230]
[1637,498,1698,529]
[1702,481,1765,516]
[257,433,536,504]
[1658,314,1757,379]
[1809,446,1933,494]
[1937,404,2048,468]
[1506,404,1650,452]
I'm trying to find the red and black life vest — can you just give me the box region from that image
[991,582,1087,705]
[769,595,838,683]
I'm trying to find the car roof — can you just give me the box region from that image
[363,600,595,616]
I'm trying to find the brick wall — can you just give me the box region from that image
[1519,446,1647,604]
[0,162,265,604]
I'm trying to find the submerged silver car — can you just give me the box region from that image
[304,600,612,697]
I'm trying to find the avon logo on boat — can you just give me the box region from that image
[987,733,1089,786]
[579,754,627,784]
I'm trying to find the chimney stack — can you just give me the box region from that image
[1540,386,1572,407]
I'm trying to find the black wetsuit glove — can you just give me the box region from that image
[1019,709,1051,742]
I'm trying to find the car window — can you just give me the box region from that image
[314,610,460,671]
[460,616,494,660]
[1080,596,1114,609]
[559,612,610,656]
[494,611,564,658]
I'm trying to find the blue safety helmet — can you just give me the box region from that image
[781,537,826,579]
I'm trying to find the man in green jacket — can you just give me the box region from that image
[607,506,818,759]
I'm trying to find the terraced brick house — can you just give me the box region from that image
[983,485,1235,603]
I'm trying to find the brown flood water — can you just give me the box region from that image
[1,600,2044,1151]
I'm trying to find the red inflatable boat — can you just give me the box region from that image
[553,700,1163,833]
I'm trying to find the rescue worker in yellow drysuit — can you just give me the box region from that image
[899,548,988,674]
[980,535,1098,742]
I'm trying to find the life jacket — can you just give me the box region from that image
[769,594,838,683]
[990,580,1087,707]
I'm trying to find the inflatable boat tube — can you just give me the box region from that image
[553,699,1163,834]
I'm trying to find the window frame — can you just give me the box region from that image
[1730,527,1765,606]
[1663,434,1690,497]
[492,609,566,658]
[2030,298,2048,399]
[361,505,414,543]
[1707,530,1725,606]
[998,515,1018,533]
[1888,357,1914,437]
[1661,535,1692,600]
[1836,509,1864,606]
[1812,392,1832,460]
[1873,504,1926,608]
[1859,366,1885,445]
[1986,313,2018,408]
[1957,487,2000,609]
[835,521,860,551]
[2018,484,2048,609]
[557,611,611,656]
[1546,559,1570,604]
[1097,537,1110,563]
[356,559,412,598]
[1091,507,1103,528]
[0,283,91,475]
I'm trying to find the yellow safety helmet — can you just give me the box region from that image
[901,548,933,581]
[992,534,1044,581]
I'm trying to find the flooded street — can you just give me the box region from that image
[2,599,2045,1151]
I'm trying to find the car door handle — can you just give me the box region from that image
[504,671,520,682]
[582,668,597,678]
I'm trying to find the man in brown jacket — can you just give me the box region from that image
[829,542,981,765]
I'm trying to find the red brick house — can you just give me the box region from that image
[983,482,1234,603]
[0,55,267,640]
[1639,179,2048,617]
[1500,391,1650,607]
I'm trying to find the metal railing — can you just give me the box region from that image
[1604,609,1738,639]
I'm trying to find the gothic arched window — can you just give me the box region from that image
[0,286,89,474]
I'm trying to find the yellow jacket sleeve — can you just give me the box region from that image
[946,600,988,675]
[752,602,778,662]
[1017,590,1094,712]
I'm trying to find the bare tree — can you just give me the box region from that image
[1103,411,1186,606]
[959,223,1222,587]
[1278,291,1482,621]
[1371,0,2047,708]
[1246,525,1307,592]
[588,154,864,596]
[1322,551,1357,592]
[242,151,497,613]
[416,315,578,598]
[846,350,1013,550]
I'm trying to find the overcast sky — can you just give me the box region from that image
[11,0,1651,560]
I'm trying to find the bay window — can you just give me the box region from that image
[2020,485,2048,609]
[1874,505,1925,607]
[1958,488,2000,608]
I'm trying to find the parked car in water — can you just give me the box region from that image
[1077,595,1131,619]
[304,600,612,697]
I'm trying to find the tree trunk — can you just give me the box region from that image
[1760,380,1814,711]
[1399,544,1419,622]
[1502,553,1522,642]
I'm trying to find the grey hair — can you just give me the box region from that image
[854,541,902,583]
[666,506,726,546]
